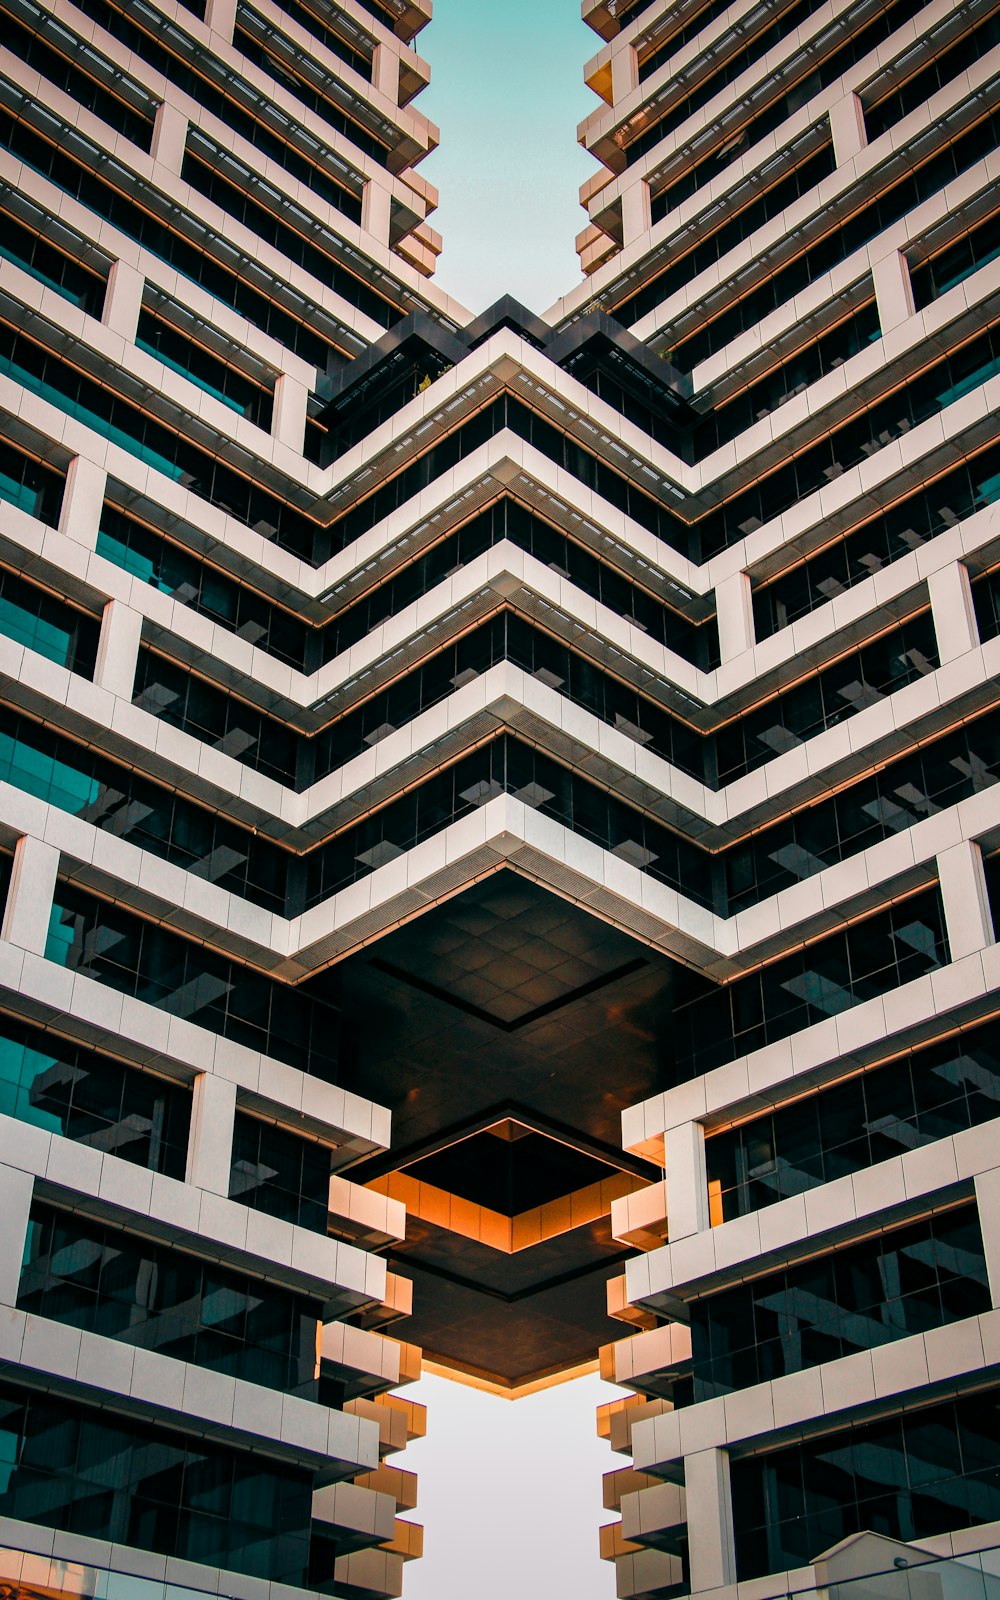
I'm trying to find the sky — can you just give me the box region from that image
[417,0,598,313]
[401,1370,621,1600]
[384,11,621,1598]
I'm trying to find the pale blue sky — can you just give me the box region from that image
[418,0,597,312]
[389,12,620,1599]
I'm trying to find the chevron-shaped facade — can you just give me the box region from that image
[0,0,997,1595]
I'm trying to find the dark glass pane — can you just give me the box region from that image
[0,1380,312,1582]
[18,1202,322,1394]
[732,1390,1000,1577]
[707,1018,1000,1219]
[689,1206,988,1402]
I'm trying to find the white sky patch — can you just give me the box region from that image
[401,1370,622,1600]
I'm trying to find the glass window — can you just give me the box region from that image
[44,882,340,1082]
[624,0,869,168]
[136,311,274,428]
[674,886,948,1078]
[0,102,346,375]
[132,647,299,786]
[625,106,1000,365]
[757,438,1000,635]
[230,1112,332,1235]
[0,207,105,316]
[0,320,327,563]
[982,852,1000,941]
[707,1017,1000,1220]
[0,565,98,675]
[864,10,1000,141]
[973,564,1000,646]
[2,2,156,151]
[690,1206,989,1400]
[911,208,1000,310]
[0,702,288,913]
[716,612,939,784]
[19,1202,322,1393]
[0,1380,312,1582]
[183,130,384,308]
[234,4,395,163]
[732,1387,1000,1578]
[98,503,309,668]
[0,1015,190,1176]
[694,301,880,459]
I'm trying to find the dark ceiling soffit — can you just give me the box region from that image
[386,1243,634,1304]
[367,953,649,1033]
[350,1098,662,1184]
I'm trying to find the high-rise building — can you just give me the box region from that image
[0,2,448,1597]
[0,0,997,1594]
[574,1,1000,1597]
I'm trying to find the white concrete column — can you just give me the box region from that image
[938,839,994,960]
[714,570,755,662]
[273,374,309,453]
[186,1072,238,1195]
[151,101,188,173]
[204,0,236,40]
[928,560,979,664]
[622,179,652,246]
[2,835,59,957]
[663,1121,710,1242]
[974,1168,1000,1306]
[611,42,638,104]
[872,250,915,333]
[102,260,145,343]
[685,1449,737,1594]
[829,92,867,165]
[94,600,143,700]
[58,454,107,549]
[0,1164,35,1309]
[372,44,399,101]
[362,178,393,245]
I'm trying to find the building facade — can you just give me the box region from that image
[0,0,998,1594]
[0,0,447,1597]
[579,1,1000,1598]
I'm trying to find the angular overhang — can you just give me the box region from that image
[329,871,697,1390]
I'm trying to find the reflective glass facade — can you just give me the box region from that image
[45,882,339,1079]
[706,1019,1000,1220]
[0,1381,313,1582]
[18,1202,323,1393]
[229,1111,332,1236]
[2,0,999,1592]
[674,887,948,1075]
[0,1014,190,1176]
[732,1388,1000,1577]
[689,1205,989,1399]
